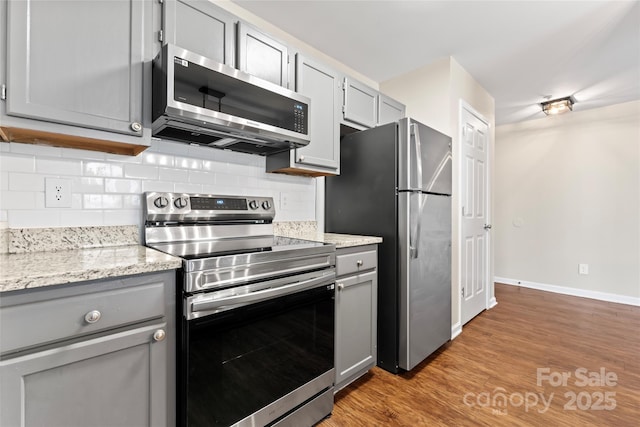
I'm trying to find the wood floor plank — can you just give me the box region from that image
[320,283,640,426]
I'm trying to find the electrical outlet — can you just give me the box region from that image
[45,178,72,208]
[579,263,589,275]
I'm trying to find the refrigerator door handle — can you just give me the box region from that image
[411,123,423,190]
[409,192,425,259]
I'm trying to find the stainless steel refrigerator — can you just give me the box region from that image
[325,117,452,373]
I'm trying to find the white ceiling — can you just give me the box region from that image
[231,0,640,125]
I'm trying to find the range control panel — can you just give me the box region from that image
[144,192,275,222]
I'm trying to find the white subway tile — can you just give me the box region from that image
[159,167,189,182]
[10,142,62,157]
[142,152,175,167]
[201,160,227,173]
[189,145,219,161]
[142,181,174,193]
[1,143,9,152]
[124,163,159,180]
[103,209,141,226]
[215,174,238,187]
[102,195,123,209]
[83,194,104,209]
[174,183,202,193]
[83,161,124,177]
[123,194,141,209]
[156,139,188,156]
[0,211,7,222]
[61,147,106,161]
[59,210,104,227]
[1,191,37,210]
[188,170,216,185]
[73,177,104,193]
[0,172,8,191]
[8,172,46,192]
[227,163,259,177]
[8,209,60,228]
[104,178,142,194]
[36,158,83,176]
[104,152,143,164]
[175,156,202,170]
[0,154,35,173]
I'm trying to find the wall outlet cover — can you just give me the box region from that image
[45,178,72,208]
[578,263,589,275]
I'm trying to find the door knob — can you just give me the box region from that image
[484,224,492,230]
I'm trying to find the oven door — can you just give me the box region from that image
[180,270,335,427]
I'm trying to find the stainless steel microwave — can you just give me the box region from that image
[152,44,310,155]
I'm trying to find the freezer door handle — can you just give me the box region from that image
[410,123,423,190]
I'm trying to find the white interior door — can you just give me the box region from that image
[460,106,490,325]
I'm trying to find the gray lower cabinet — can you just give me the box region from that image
[1,0,150,152]
[334,245,378,391]
[377,93,406,125]
[266,53,341,176]
[160,0,235,66]
[236,21,291,89]
[0,271,175,427]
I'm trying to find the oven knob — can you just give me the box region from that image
[249,200,259,210]
[154,196,169,208]
[262,200,271,210]
[174,197,188,209]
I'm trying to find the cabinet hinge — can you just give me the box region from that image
[1,84,6,101]
[461,287,465,298]
[158,29,164,43]
[157,0,163,4]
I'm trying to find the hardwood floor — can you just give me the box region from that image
[320,283,640,426]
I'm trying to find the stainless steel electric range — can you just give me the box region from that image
[143,192,336,427]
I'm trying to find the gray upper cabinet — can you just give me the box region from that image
[161,0,235,66]
[266,53,341,176]
[236,21,290,88]
[4,0,147,139]
[377,93,406,125]
[342,77,378,129]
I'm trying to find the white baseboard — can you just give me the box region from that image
[488,297,498,309]
[494,277,640,307]
[451,322,462,340]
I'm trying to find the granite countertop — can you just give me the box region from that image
[0,245,182,293]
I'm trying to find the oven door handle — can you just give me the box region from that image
[189,270,336,318]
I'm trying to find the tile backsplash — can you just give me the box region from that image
[0,139,316,228]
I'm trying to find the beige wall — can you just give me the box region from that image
[494,100,640,299]
[381,58,496,334]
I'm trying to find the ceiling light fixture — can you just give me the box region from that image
[541,96,575,116]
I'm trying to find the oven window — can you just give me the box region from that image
[184,285,334,426]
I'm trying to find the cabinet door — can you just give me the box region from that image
[335,270,377,388]
[377,93,406,125]
[237,21,290,88]
[5,0,146,137]
[294,54,341,171]
[0,323,168,427]
[342,77,378,128]
[162,0,235,66]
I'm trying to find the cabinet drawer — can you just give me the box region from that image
[336,250,377,277]
[1,282,165,355]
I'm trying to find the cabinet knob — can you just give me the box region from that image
[84,310,101,324]
[153,329,166,342]
[298,155,305,162]
[337,283,344,291]
[130,122,142,132]
[356,260,364,267]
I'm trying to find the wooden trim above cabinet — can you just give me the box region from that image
[0,126,148,156]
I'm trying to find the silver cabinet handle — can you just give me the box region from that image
[356,260,363,267]
[337,283,344,291]
[84,310,101,324]
[153,329,166,342]
[130,122,142,132]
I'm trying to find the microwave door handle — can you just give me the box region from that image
[190,271,335,317]
[411,123,423,190]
